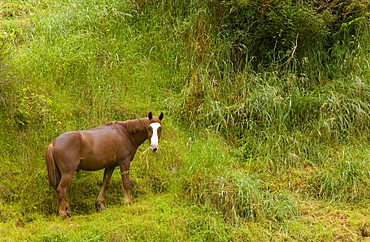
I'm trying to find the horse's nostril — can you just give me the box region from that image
[153,148,158,152]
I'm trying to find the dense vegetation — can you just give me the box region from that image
[1,0,370,240]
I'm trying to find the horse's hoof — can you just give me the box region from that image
[66,211,72,217]
[124,200,132,205]
[95,201,106,211]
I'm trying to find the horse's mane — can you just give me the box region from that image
[103,116,160,133]
[122,118,150,133]
[103,121,118,126]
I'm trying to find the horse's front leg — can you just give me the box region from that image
[96,166,115,211]
[119,161,132,204]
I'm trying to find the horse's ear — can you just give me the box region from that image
[148,112,153,120]
[159,112,164,120]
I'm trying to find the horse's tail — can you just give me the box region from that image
[45,143,61,189]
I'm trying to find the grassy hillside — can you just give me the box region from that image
[1,0,370,241]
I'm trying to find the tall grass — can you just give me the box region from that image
[310,145,370,202]
[1,0,370,240]
[177,132,298,224]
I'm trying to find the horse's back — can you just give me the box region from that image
[52,125,128,171]
[53,124,119,149]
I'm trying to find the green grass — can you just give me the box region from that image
[1,0,370,241]
[0,194,230,241]
[1,195,370,241]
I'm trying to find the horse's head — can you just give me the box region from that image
[147,112,164,152]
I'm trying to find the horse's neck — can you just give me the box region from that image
[114,120,149,148]
[130,130,148,148]
[116,124,147,148]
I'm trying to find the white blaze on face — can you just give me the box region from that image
[150,122,161,151]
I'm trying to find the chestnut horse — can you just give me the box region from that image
[45,112,163,218]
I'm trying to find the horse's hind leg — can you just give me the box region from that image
[56,172,74,218]
[96,166,115,211]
